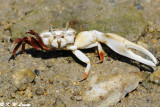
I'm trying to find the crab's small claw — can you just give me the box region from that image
[104,33,157,66]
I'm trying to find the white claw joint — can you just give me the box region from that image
[96,32,157,66]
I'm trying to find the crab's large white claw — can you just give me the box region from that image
[104,33,157,66]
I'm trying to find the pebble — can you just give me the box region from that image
[149,67,160,84]
[83,72,142,106]
[107,57,111,61]
[39,101,45,106]
[24,86,33,98]
[36,88,44,95]
[34,70,40,76]
[99,96,104,100]
[0,94,3,97]
[72,96,82,101]
[62,80,69,87]
[135,3,143,10]
[148,27,154,33]
[141,81,154,90]
[38,66,45,71]
[152,39,157,44]
[109,0,115,3]
[10,93,16,98]
[54,98,66,107]
[46,63,52,68]
[12,69,36,88]
[49,79,53,84]
[66,58,72,63]
[18,83,28,91]
[44,92,47,96]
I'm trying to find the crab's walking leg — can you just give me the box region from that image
[13,42,22,57]
[22,43,26,54]
[66,31,106,80]
[26,30,49,50]
[97,43,104,63]
[11,36,46,57]
[29,37,41,50]
[72,50,91,81]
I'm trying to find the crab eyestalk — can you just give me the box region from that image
[65,23,69,32]
[50,26,54,34]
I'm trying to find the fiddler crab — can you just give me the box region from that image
[11,24,158,81]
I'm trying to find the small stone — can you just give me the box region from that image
[0,94,3,97]
[70,95,82,101]
[49,79,53,84]
[83,72,142,106]
[54,98,66,107]
[79,91,82,96]
[17,91,25,95]
[51,59,55,63]
[34,70,39,76]
[149,68,160,84]
[74,96,82,101]
[10,93,16,98]
[107,58,111,61]
[44,92,47,96]
[70,96,74,100]
[135,3,143,10]
[38,66,45,71]
[62,80,69,87]
[152,39,157,44]
[141,81,154,90]
[148,27,154,33]
[73,91,79,96]
[66,58,72,63]
[36,88,44,95]
[18,83,28,91]
[13,69,36,87]
[23,98,31,103]
[39,101,45,105]
[46,63,52,68]
[25,86,33,98]
[110,0,115,3]
[99,96,104,100]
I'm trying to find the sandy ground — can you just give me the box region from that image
[0,0,160,106]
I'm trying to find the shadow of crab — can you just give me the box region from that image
[9,44,154,73]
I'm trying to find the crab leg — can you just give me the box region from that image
[13,42,22,57]
[21,43,26,54]
[72,50,91,81]
[97,43,104,63]
[66,30,157,80]
[125,39,157,65]
[26,30,48,50]
[11,36,43,57]
[29,37,41,50]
